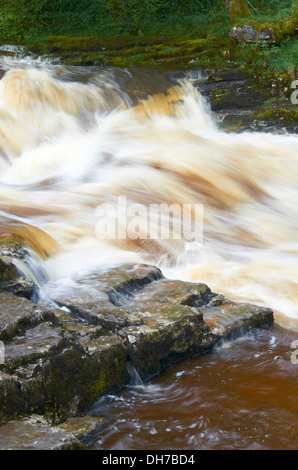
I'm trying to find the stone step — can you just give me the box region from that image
[0,263,274,434]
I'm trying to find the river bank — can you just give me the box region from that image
[1,37,297,135]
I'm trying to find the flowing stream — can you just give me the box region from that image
[0,54,298,449]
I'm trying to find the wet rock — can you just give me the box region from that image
[54,264,164,332]
[0,372,26,424]
[4,322,67,370]
[0,263,274,438]
[0,292,58,343]
[53,265,274,382]
[0,241,28,261]
[20,336,128,424]
[197,68,271,112]
[0,242,41,300]
[123,304,213,380]
[58,415,104,440]
[201,302,274,341]
[1,277,35,300]
[0,257,19,284]
[53,308,103,340]
[0,416,85,450]
[219,106,298,133]
[193,68,297,134]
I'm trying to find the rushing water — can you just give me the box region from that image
[0,53,298,450]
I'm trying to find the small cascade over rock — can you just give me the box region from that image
[0,239,49,300]
[0,45,27,54]
[127,362,144,386]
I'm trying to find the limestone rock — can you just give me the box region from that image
[0,263,274,433]
[58,415,104,440]
[0,258,19,284]
[229,25,281,44]
[0,416,85,450]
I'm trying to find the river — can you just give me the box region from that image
[0,53,298,450]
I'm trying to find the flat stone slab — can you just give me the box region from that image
[0,292,58,342]
[0,416,85,450]
[52,264,274,380]
[58,415,104,440]
[0,262,274,438]
[4,322,66,369]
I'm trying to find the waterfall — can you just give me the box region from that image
[0,59,297,328]
[127,362,144,387]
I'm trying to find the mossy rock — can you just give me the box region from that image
[220,106,298,133]
[0,263,275,428]
[230,23,283,44]
[252,108,298,124]
[29,34,232,69]
[0,259,19,284]
[280,10,298,36]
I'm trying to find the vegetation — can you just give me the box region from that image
[0,0,296,77]
[0,0,295,41]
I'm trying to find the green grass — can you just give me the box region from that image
[0,0,229,42]
[0,0,296,79]
[234,36,298,76]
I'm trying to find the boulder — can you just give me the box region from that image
[229,24,282,44]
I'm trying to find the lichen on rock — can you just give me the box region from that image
[0,263,274,448]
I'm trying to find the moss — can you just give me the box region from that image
[282,19,296,36]
[81,369,109,408]
[228,0,252,23]
[252,108,298,124]
[29,34,232,69]
[221,107,298,133]
[0,238,25,249]
[0,260,19,284]
[211,88,232,102]
[234,13,297,44]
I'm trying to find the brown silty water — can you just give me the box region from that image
[0,56,298,449]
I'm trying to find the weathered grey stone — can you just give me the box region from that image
[197,68,271,112]
[18,339,128,424]
[201,302,274,340]
[0,263,274,436]
[123,305,214,380]
[0,257,19,284]
[1,277,35,300]
[53,266,274,382]
[0,372,25,424]
[230,25,257,42]
[58,415,104,440]
[51,308,103,340]
[4,322,67,369]
[0,292,58,342]
[0,242,45,301]
[0,417,85,450]
[229,25,281,44]
[55,264,164,332]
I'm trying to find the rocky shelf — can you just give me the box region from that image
[0,250,274,449]
[190,68,298,134]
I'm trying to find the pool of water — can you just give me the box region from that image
[84,325,298,450]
